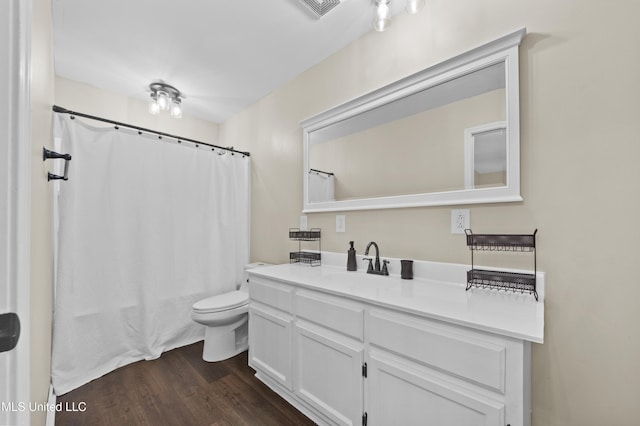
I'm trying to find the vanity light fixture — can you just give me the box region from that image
[148,82,183,118]
[373,0,425,32]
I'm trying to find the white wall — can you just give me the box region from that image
[219,1,640,425]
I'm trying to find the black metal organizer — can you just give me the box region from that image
[289,228,321,266]
[465,229,538,301]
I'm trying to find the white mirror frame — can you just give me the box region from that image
[302,27,526,213]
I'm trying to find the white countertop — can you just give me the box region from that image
[248,253,544,344]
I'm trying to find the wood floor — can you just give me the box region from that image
[55,342,315,426]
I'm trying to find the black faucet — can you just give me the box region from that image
[363,241,389,276]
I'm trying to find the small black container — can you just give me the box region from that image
[347,241,357,271]
[400,259,413,279]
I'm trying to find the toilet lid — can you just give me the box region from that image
[193,291,249,313]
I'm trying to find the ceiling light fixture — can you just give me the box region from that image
[149,82,183,118]
[374,0,425,32]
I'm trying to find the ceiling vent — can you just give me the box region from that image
[298,0,343,18]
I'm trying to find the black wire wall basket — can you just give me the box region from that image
[289,228,321,266]
[289,229,322,241]
[289,251,322,266]
[465,232,536,252]
[465,229,539,300]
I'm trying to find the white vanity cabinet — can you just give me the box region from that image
[248,268,537,426]
[248,276,294,391]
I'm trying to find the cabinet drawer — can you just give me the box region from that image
[295,290,364,341]
[249,276,293,313]
[368,308,506,393]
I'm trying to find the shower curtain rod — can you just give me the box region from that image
[53,105,251,157]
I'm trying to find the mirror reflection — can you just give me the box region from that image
[308,63,506,201]
[464,122,507,190]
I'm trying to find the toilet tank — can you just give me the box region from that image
[240,262,271,291]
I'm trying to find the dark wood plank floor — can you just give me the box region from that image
[55,342,315,426]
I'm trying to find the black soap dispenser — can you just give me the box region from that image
[347,241,357,271]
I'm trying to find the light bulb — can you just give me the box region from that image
[148,94,160,115]
[373,0,391,32]
[405,0,425,14]
[170,98,182,118]
[373,17,391,31]
[376,1,390,19]
[157,90,170,111]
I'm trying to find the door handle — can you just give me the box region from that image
[0,312,20,353]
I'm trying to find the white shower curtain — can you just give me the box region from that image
[51,114,250,395]
[308,171,335,202]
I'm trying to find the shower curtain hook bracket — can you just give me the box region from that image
[43,147,72,181]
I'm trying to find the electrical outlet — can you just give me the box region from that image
[451,209,470,234]
[299,215,308,231]
[336,215,346,233]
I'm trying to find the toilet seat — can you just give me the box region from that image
[193,290,248,314]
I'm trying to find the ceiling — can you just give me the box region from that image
[52,0,404,123]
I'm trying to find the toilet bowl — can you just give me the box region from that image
[191,262,269,362]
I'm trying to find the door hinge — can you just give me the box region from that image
[362,362,367,377]
[362,412,368,426]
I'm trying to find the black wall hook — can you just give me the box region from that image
[43,147,72,181]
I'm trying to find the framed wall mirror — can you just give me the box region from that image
[301,28,526,213]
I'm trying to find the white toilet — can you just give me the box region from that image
[191,262,270,362]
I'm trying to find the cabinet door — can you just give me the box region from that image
[294,321,364,426]
[248,303,293,391]
[367,351,505,426]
